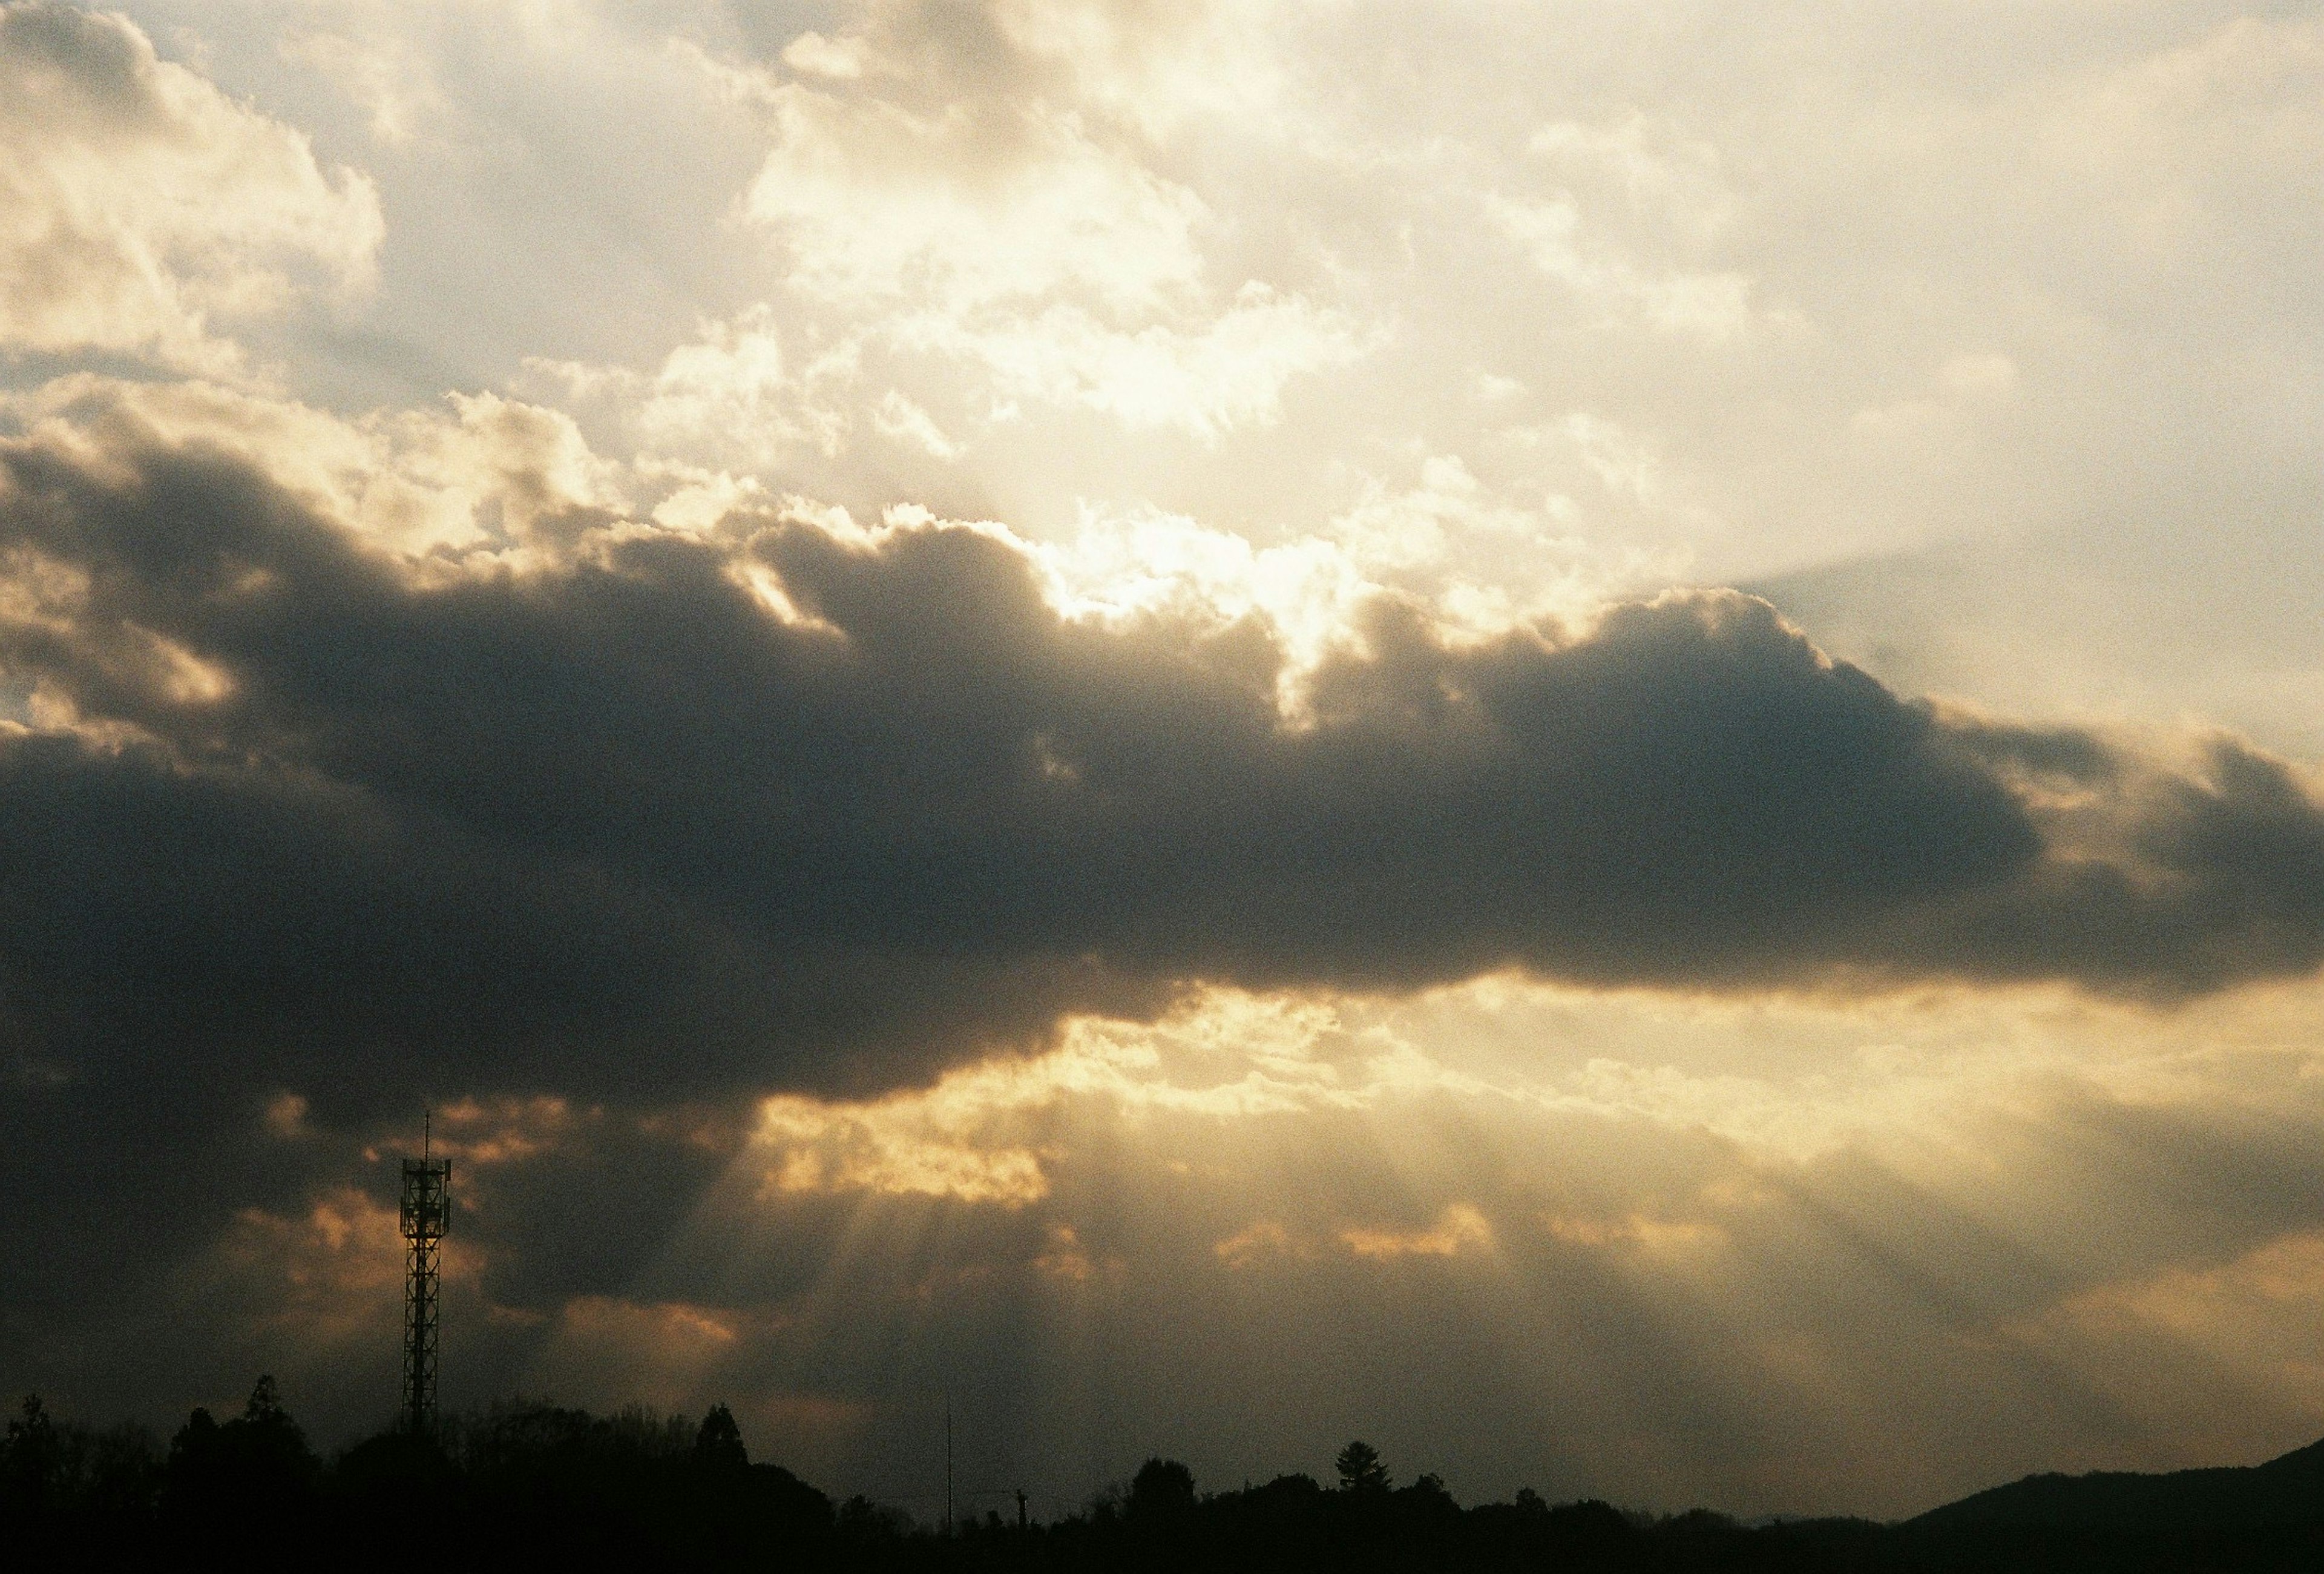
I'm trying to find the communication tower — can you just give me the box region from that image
[399,1115,452,1433]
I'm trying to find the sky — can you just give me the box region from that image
[1,0,2321,1524]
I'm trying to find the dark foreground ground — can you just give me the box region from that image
[8,1384,2324,1572]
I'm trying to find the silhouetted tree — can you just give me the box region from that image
[333,1426,456,1509]
[836,1492,913,1545]
[1336,1440,1390,1495]
[162,1406,222,1511]
[695,1403,747,1472]
[1128,1457,1196,1522]
[34,1386,2324,1573]
[1397,1470,1459,1524]
[2,1395,61,1515]
[162,1376,320,1541]
[75,1422,165,1521]
[232,1376,317,1483]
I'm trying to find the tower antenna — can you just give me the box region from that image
[399,1110,451,1434]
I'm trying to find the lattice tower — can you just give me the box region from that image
[400,1122,451,1434]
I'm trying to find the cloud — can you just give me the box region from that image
[0,2,382,374]
[0,380,2318,1490]
[278,29,446,148]
[1032,1223,1117,1283]
[522,1292,781,1417]
[0,407,2318,1144]
[890,285,1373,441]
[1538,1210,1720,1255]
[1214,1218,1302,1268]
[4,372,624,556]
[1488,194,1761,341]
[631,305,854,459]
[755,1088,1054,1208]
[741,989,1357,1208]
[215,1188,413,1345]
[2,0,2321,1520]
[742,71,1207,316]
[1341,1204,1494,1261]
[600,0,1368,452]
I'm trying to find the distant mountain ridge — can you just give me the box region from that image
[1909,1435,2324,1532]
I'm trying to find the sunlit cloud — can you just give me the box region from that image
[1340,1204,1494,1262]
[263,1092,312,1140]
[4,0,2323,1526]
[278,28,446,148]
[745,991,1363,1207]
[220,1190,410,1337]
[525,1294,773,1417]
[1537,1210,1723,1256]
[425,1096,591,1169]
[0,2,381,375]
[1213,1219,1305,1269]
[1488,196,1761,342]
[1032,1223,1120,1285]
[894,287,1374,440]
[620,0,1375,453]
[0,373,620,560]
[755,1092,1054,1208]
[197,1185,486,1381]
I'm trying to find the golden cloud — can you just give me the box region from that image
[1213,1219,1308,1269]
[1339,1203,1495,1262]
[1539,1210,1723,1254]
[755,1090,1055,1208]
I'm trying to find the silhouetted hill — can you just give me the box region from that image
[1908,1434,2324,1532]
[1886,1437,2324,1574]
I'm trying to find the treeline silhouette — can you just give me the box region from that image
[9,1384,2324,1572]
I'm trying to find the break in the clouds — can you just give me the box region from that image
[4,0,2323,1524]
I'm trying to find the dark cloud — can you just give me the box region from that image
[0,415,2315,1388]
[0,425,2318,1122]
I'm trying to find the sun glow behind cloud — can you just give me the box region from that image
[645,972,2324,1513]
[2,0,2322,1530]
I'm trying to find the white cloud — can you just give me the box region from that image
[636,305,854,458]
[872,387,963,459]
[0,2,382,374]
[278,29,446,147]
[615,0,1374,451]
[894,286,1374,440]
[744,84,1209,315]
[1488,193,1760,341]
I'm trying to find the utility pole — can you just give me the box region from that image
[1016,1487,1028,1531]
[944,1396,954,1535]
[399,1112,452,1434]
